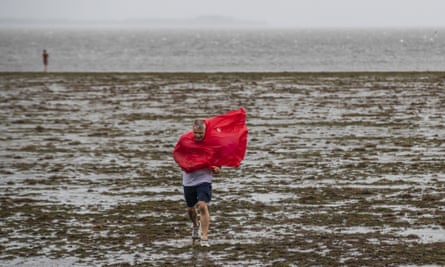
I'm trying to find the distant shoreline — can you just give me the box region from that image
[1,71,445,75]
[0,16,268,28]
[1,20,444,30]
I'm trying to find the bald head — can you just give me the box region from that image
[193,120,206,142]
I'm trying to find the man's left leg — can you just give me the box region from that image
[198,201,209,240]
[196,183,211,246]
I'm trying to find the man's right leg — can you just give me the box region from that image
[188,205,201,240]
[188,205,199,228]
[184,185,200,240]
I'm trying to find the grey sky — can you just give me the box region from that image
[1,0,445,27]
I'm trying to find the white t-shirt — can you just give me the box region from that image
[182,168,212,186]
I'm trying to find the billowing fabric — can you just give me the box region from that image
[173,108,248,173]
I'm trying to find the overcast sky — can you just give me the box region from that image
[1,0,445,28]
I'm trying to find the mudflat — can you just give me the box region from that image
[1,72,444,266]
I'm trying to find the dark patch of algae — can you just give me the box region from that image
[1,72,445,266]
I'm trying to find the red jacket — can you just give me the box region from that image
[173,108,248,173]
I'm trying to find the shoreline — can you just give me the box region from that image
[1,71,445,81]
[2,70,445,74]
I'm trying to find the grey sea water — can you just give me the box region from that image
[0,26,444,72]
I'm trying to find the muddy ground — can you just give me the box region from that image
[0,72,444,266]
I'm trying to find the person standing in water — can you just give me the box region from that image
[42,50,49,72]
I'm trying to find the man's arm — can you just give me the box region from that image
[211,166,221,174]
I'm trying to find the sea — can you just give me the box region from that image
[1,26,444,72]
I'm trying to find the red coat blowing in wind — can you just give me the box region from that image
[173,108,248,173]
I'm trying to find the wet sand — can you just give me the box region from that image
[1,72,444,266]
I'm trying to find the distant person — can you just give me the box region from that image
[42,50,49,72]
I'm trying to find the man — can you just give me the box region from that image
[42,50,49,72]
[182,120,220,247]
[173,108,248,247]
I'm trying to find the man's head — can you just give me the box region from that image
[193,120,206,142]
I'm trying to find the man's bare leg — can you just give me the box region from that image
[198,201,209,240]
[188,206,199,228]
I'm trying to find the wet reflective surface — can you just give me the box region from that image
[1,72,444,266]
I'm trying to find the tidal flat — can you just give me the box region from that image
[0,72,444,266]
